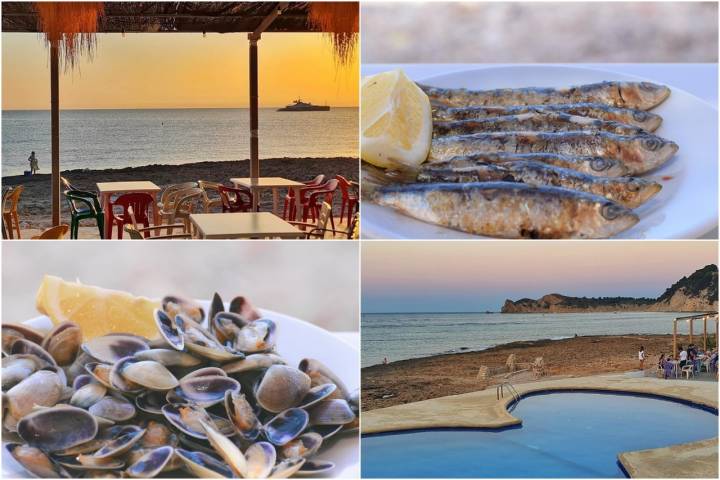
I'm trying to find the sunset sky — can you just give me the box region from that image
[362,242,718,313]
[2,32,358,110]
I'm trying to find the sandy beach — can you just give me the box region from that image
[1,157,358,230]
[361,333,702,411]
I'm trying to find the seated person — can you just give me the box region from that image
[678,347,688,367]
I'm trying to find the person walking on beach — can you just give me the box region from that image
[638,346,645,370]
[28,151,39,175]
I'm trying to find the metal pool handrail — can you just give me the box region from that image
[496,381,520,404]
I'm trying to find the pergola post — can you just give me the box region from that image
[703,315,708,351]
[248,34,260,211]
[50,40,60,226]
[689,318,693,344]
[672,318,677,358]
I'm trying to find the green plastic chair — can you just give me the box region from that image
[64,190,104,239]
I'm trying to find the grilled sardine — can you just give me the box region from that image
[429,132,678,175]
[432,103,663,131]
[420,81,670,110]
[370,182,639,239]
[433,112,646,137]
[418,160,661,208]
[432,153,629,177]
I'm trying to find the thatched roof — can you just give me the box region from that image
[2,2,327,34]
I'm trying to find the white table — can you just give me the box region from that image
[189,212,304,239]
[362,63,719,239]
[230,177,304,220]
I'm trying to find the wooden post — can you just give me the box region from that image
[50,40,60,226]
[689,317,693,344]
[248,34,260,211]
[703,315,708,351]
[672,319,677,358]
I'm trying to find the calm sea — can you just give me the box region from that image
[362,311,697,367]
[1,108,358,177]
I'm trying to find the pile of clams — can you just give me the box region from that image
[2,294,357,478]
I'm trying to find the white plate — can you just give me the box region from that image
[2,303,359,478]
[362,65,718,239]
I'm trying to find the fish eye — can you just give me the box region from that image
[601,203,623,220]
[627,179,641,192]
[590,157,609,171]
[632,111,649,121]
[641,137,662,151]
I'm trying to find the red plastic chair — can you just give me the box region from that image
[283,175,325,220]
[303,179,338,234]
[111,192,155,239]
[218,185,253,213]
[335,175,358,225]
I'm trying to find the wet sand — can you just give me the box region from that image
[1,157,358,230]
[362,334,698,411]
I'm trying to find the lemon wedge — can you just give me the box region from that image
[361,69,432,169]
[36,275,160,340]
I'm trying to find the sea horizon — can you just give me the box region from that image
[2,107,358,176]
[361,311,699,367]
[2,106,359,112]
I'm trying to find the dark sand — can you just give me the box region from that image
[2,157,358,230]
[362,334,701,411]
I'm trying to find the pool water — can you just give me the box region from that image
[362,391,718,478]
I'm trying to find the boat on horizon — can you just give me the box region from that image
[277,98,330,112]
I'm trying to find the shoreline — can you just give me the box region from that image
[361,333,705,411]
[1,157,358,229]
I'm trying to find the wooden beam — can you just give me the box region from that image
[672,319,677,358]
[703,315,708,352]
[689,317,693,344]
[248,36,259,211]
[50,40,60,226]
[246,3,288,211]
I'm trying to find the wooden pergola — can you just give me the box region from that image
[2,1,357,221]
[672,312,719,356]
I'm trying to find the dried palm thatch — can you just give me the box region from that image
[308,2,358,66]
[34,2,103,70]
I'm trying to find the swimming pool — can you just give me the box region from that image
[362,391,718,478]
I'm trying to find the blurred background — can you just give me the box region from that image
[362,1,718,63]
[2,242,358,332]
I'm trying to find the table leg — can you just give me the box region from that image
[102,193,113,240]
[293,186,302,222]
[152,193,160,237]
[272,188,279,216]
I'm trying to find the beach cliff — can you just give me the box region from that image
[502,264,718,313]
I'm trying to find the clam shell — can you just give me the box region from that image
[245,441,276,479]
[224,390,261,442]
[154,309,184,351]
[263,408,309,446]
[70,382,107,409]
[6,370,65,419]
[269,457,306,479]
[199,420,248,478]
[120,359,179,391]
[2,323,46,355]
[125,446,174,478]
[4,442,68,478]
[93,429,146,458]
[280,432,323,459]
[175,448,234,479]
[17,405,98,452]
[308,399,356,426]
[42,321,82,366]
[133,348,201,367]
[88,396,136,422]
[81,334,148,364]
[255,365,311,413]
[174,375,240,408]
[222,353,286,374]
[296,459,335,476]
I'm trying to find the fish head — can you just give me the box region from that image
[625,178,663,208]
[588,157,629,177]
[621,82,671,109]
[631,135,679,173]
[596,200,639,237]
[630,110,663,132]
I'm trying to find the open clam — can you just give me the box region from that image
[264,408,309,446]
[173,374,241,408]
[81,334,149,364]
[125,446,174,478]
[4,442,70,478]
[175,448,234,478]
[41,321,82,366]
[225,390,262,441]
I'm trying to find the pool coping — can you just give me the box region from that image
[361,373,718,478]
